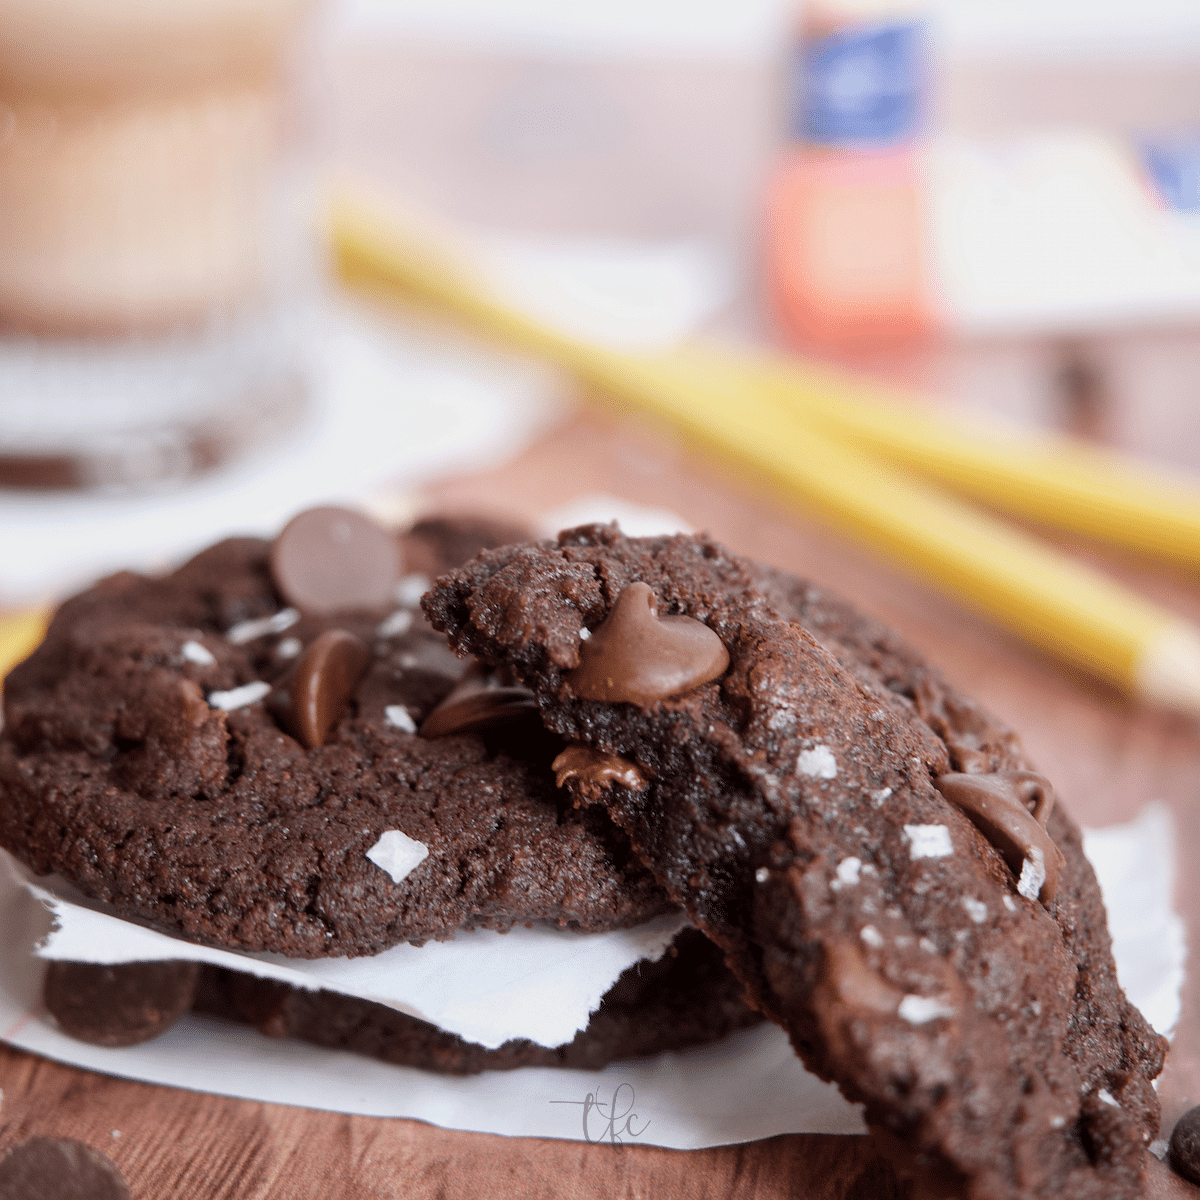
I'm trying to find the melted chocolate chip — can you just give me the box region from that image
[417,662,540,734]
[270,630,372,750]
[817,939,902,1016]
[1170,1104,1200,1185]
[568,582,729,706]
[933,771,1065,905]
[269,506,400,615]
[43,960,199,1048]
[0,1138,130,1200]
[553,745,647,802]
[420,664,538,738]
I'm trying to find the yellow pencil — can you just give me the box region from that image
[580,351,1200,714]
[328,185,1200,715]
[0,607,50,689]
[737,352,1200,571]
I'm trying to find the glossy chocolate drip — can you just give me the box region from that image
[552,745,647,802]
[568,582,729,707]
[933,771,1064,905]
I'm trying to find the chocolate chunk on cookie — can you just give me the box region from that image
[0,1138,130,1200]
[425,524,1166,1200]
[270,506,400,614]
[0,515,672,957]
[44,960,199,1047]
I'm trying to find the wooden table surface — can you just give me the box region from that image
[5,41,1200,1199]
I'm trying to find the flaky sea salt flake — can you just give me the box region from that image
[376,609,414,638]
[226,608,298,644]
[207,681,271,710]
[897,994,957,1024]
[903,824,953,859]
[366,830,430,884]
[181,640,215,666]
[1017,846,1046,900]
[385,705,417,733]
[797,744,837,779]
[833,857,862,888]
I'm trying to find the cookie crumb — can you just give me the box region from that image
[860,925,884,948]
[961,897,988,924]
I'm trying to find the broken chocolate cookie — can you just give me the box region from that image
[424,523,1166,1200]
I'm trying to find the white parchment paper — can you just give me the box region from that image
[0,804,1184,1149]
[11,858,686,1051]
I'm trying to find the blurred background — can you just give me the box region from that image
[2,0,1200,602]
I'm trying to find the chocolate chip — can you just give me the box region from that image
[43,960,199,1048]
[933,772,1065,904]
[401,513,532,577]
[568,582,729,706]
[269,629,372,750]
[1170,1105,1200,1185]
[553,745,647,802]
[269,506,400,615]
[420,664,538,739]
[0,1138,130,1200]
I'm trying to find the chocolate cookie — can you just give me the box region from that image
[424,525,1167,1200]
[0,511,672,957]
[192,926,761,1074]
[44,960,200,1047]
